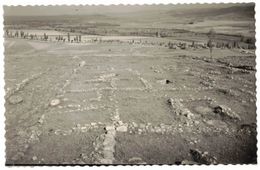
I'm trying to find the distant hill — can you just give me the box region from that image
[166,4,255,21]
[4,3,255,37]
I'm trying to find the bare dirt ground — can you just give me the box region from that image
[4,37,256,165]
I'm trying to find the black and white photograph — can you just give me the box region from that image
[2,1,258,166]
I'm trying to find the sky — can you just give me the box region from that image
[3,3,247,16]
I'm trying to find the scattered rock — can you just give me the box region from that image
[190,149,217,164]
[73,68,78,73]
[209,70,221,75]
[193,120,200,125]
[239,123,256,135]
[132,122,138,128]
[50,99,60,106]
[213,106,222,114]
[159,123,165,128]
[117,121,123,126]
[90,122,97,126]
[157,79,172,85]
[79,61,86,67]
[217,88,239,97]
[200,80,213,87]
[166,79,172,84]
[116,125,128,132]
[80,153,88,161]
[81,126,87,130]
[8,95,23,104]
[32,156,38,161]
[38,114,45,124]
[105,125,115,131]
[154,127,161,133]
[213,105,241,120]
[182,108,194,118]
[28,128,41,143]
[168,98,182,115]
[168,98,193,118]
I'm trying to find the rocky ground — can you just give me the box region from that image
[4,38,257,165]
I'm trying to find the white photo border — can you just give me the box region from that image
[0,1,258,170]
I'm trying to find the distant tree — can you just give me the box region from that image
[43,33,48,41]
[15,30,19,37]
[20,31,24,38]
[5,29,9,37]
[156,31,161,38]
[67,33,70,42]
[207,28,216,59]
[168,41,173,49]
[246,37,255,44]
[191,41,195,47]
